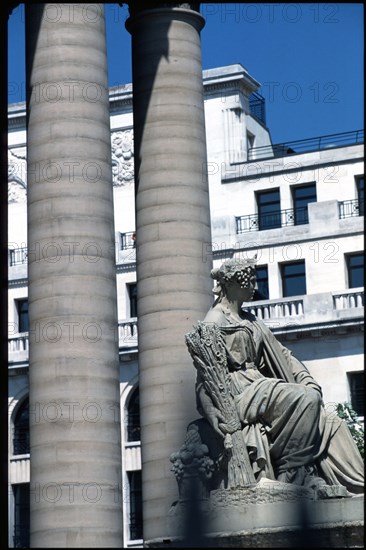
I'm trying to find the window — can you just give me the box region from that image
[13,483,30,549]
[253,265,269,301]
[281,261,306,297]
[257,189,281,230]
[13,398,29,455]
[348,372,364,417]
[292,183,317,225]
[346,254,364,288]
[16,299,29,333]
[356,176,364,216]
[128,471,143,541]
[127,388,140,442]
[128,283,137,318]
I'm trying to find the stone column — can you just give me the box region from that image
[25,5,122,547]
[126,2,213,544]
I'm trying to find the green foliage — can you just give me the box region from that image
[336,402,364,460]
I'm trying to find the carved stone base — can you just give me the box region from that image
[210,478,350,505]
[152,487,364,548]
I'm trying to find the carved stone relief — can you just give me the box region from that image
[8,148,27,203]
[111,129,134,186]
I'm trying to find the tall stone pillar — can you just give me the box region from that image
[126,2,213,544]
[25,5,122,547]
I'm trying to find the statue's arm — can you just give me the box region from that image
[262,322,323,395]
[278,338,323,396]
[195,371,226,436]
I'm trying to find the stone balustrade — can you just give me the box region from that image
[9,456,30,484]
[333,287,364,310]
[245,297,304,320]
[8,291,364,364]
[118,318,138,348]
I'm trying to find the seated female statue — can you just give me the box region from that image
[193,258,364,494]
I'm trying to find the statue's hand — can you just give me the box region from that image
[198,388,226,437]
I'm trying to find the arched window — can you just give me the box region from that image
[13,398,29,455]
[127,388,140,442]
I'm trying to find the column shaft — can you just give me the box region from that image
[26,4,122,547]
[126,5,213,543]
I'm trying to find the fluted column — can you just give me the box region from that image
[126,3,213,543]
[25,5,122,547]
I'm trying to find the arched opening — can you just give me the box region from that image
[13,397,29,456]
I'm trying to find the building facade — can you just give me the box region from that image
[8,64,364,547]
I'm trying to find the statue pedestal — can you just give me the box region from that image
[147,481,364,548]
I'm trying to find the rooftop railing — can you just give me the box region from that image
[249,91,266,126]
[248,129,364,161]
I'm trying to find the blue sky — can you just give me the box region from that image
[8,3,364,143]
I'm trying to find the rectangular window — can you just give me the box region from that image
[128,471,143,541]
[257,189,281,230]
[254,265,269,301]
[346,254,364,288]
[292,183,317,225]
[356,176,364,216]
[348,372,364,417]
[281,260,306,298]
[127,283,137,318]
[13,483,30,549]
[16,299,29,333]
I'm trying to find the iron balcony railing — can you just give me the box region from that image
[249,91,266,126]
[248,129,364,161]
[339,199,363,218]
[129,511,143,541]
[9,247,27,266]
[236,206,308,233]
[121,231,136,250]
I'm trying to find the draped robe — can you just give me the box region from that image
[196,310,364,494]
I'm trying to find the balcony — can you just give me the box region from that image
[249,91,266,126]
[9,247,27,266]
[8,291,364,365]
[339,199,363,219]
[121,231,136,250]
[9,319,138,364]
[244,288,364,336]
[246,296,304,321]
[236,206,308,234]
[248,129,364,161]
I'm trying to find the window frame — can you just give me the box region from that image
[13,483,30,549]
[126,387,140,443]
[347,371,364,418]
[127,282,137,319]
[291,182,317,226]
[355,175,364,216]
[16,298,29,334]
[253,265,269,301]
[13,397,30,456]
[256,188,281,230]
[127,470,143,541]
[346,253,364,289]
[280,260,307,298]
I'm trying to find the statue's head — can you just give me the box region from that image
[211,256,257,299]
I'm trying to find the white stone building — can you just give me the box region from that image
[8,64,364,547]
